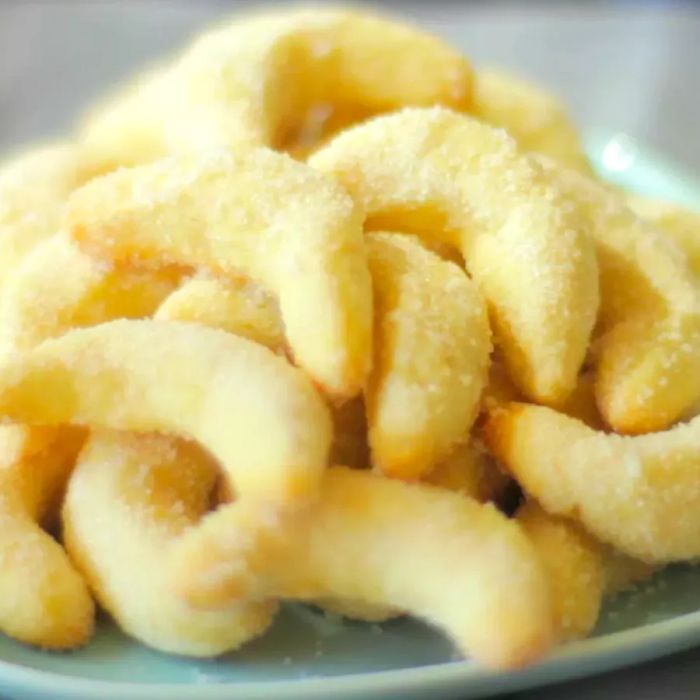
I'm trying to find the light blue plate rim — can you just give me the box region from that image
[3,609,700,700]
[585,129,700,208]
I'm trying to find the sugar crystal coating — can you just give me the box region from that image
[0,0,692,668]
[65,148,372,398]
[486,403,700,562]
[0,320,332,505]
[311,107,599,404]
[540,158,700,432]
[63,431,276,655]
[365,232,491,478]
[171,466,553,670]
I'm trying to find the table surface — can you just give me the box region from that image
[1,1,700,699]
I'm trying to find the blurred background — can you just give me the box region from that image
[0,0,699,170]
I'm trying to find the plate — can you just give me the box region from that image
[0,132,699,700]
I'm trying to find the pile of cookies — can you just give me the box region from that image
[0,6,698,670]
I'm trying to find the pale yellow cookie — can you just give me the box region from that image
[486,403,700,562]
[171,467,552,670]
[63,431,276,655]
[0,320,332,505]
[66,148,371,399]
[311,107,599,405]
